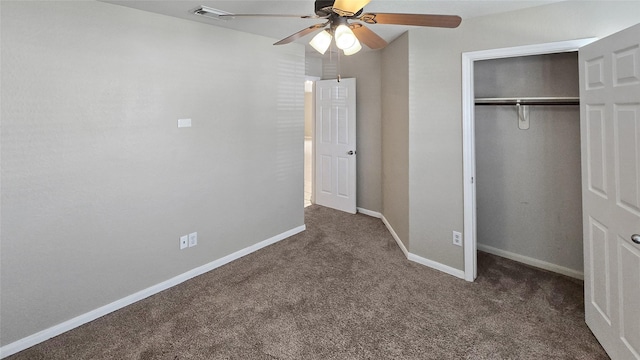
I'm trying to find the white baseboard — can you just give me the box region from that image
[380,215,464,280]
[380,215,409,258]
[477,243,584,280]
[407,253,465,279]
[356,207,382,219]
[0,225,306,359]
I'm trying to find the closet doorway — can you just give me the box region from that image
[461,39,596,281]
[475,52,583,279]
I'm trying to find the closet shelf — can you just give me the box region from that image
[475,96,580,106]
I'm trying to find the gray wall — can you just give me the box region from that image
[475,53,583,273]
[408,27,464,264]
[321,51,383,213]
[0,1,305,345]
[381,34,410,247]
[405,1,640,271]
[306,56,323,78]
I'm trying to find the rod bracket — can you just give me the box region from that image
[516,102,529,130]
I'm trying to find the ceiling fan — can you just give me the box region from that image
[193,0,462,56]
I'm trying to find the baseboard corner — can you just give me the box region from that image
[380,215,409,258]
[379,215,464,280]
[477,243,584,280]
[407,253,466,280]
[356,207,382,218]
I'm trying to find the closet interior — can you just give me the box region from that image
[474,52,584,278]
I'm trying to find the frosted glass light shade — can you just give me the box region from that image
[343,38,362,56]
[334,25,356,50]
[309,30,332,54]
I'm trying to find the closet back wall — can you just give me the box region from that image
[474,53,583,276]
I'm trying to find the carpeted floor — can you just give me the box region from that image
[7,205,608,359]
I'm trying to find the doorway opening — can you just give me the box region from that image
[475,51,583,280]
[461,39,597,282]
[304,77,320,208]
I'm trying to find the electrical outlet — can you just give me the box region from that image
[188,232,198,247]
[180,235,188,250]
[452,231,462,247]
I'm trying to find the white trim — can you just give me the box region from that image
[407,253,466,280]
[381,215,464,280]
[381,215,409,258]
[306,75,320,205]
[356,207,382,218]
[0,225,306,359]
[462,47,477,282]
[461,38,598,283]
[477,244,584,280]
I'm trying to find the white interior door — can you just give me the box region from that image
[580,23,640,359]
[314,78,357,214]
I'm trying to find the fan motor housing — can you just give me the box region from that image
[314,0,334,16]
[315,0,363,17]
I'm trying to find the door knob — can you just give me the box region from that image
[347,150,355,155]
[632,234,640,245]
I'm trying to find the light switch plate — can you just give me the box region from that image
[188,232,197,247]
[178,118,192,128]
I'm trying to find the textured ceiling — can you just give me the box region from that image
[101,1,563,54]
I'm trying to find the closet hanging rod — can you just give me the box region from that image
[475,96,580,106]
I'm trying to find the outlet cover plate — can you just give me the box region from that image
[180,235,188,250]
[178,118,192,128]
[453,231,462,247]
[188,232,198,247]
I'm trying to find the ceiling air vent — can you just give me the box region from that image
[191,6,232,20]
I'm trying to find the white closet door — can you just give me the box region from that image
[580,23,640,359]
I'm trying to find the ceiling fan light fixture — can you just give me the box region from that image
[334,24,356,50]
[309,30,332,54]
[343,38,362,56]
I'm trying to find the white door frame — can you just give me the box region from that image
[305,76,320,206]
[461,38,597,282]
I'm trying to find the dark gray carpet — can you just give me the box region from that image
[8,205,607,359]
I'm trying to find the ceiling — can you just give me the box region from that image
[101,1,563,55]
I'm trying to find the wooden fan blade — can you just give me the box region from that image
[274,23,328,45]
[359,13,462,28]
[333,0,371,17]
[350,23,387,49]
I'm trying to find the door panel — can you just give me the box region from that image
[321,155,332,193]
[314,78,357,214]
[614,104,640,214]
[320,106,332,143]
[585,56,605,90]
[337,157,349,196]
[580,23,640,359]
[613,45,639,86]
[619,240,640,357]
[587,105,608,197]
[589,217,612,323]
[337,108,349,145]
